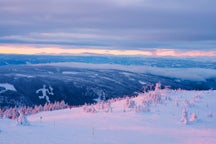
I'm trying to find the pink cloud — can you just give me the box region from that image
[0,45,215,57]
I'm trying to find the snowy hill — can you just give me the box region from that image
[0,89,216,144]
[1,62,216,108]
[1,55,216,108]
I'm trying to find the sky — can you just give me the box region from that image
[0,0,216,56]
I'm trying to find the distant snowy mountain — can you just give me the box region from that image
[0,89,215,144]
[0,54,216,69]
[0,63,216,108]
[0,54,216,108]
[0,62,216,108]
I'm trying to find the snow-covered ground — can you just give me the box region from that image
[0,89,216,144]
[0,83,16,94]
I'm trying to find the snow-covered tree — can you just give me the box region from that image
[0,109,3,118]
[3,108,13,119]
[180,108,188,124]
[155,82,161,91]
[125,98,136,109]
[134,105,144,113]
[60,100,67,109]
[189,113,197,122]
[96,101,104,110]
[83,104,97,113]
[142,100,150,112]
[143,83,163,104]
[26,107,33,115]
[17,111,30,126]
[11,108,19,119]
[104,101,112,113]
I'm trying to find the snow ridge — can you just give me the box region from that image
[0,87,216,144]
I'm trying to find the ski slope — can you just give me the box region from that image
[0,89,216,144]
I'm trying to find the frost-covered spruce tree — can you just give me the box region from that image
[38,105,43,112]
[190,113,197,122]
[17,110,30,126]
[26,107,33,115]
[83,103,88,112]
[123,97,137,112]
[134,105,144,113]
[0,109,3,118]
[83,104,97,113]
[145,83,162,104]
[11,108,19,119]
[155,82,161,91]
[96,101,104,110]
[180,108,188,124]
[142,100,150,112]
[60,100,68,109]
[89,105,97,113]
[3,108,13,119]
[104,101,112,113]
[128,100,136,108]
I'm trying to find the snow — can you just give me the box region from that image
[39,62,216,81]
[0,83,16,93]
[0,90,216,144]
[138,80,146,85]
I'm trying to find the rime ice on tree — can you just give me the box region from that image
[36,85,54,103]
[17,110,30,126]
[180,108,188,124]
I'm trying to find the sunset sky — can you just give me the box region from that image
[0,0,215,56]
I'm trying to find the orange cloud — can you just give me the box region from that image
[0,45,215,57]
[155,49,216,57]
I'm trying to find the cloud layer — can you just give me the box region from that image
[45,62,216,81]
[0,0,216,53]
[0,45,215,57]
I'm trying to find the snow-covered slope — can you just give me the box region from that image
[0,89,216,144]
[0,83,16,94]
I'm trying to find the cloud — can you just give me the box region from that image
[0,0,216,51]
[43,62,216,81]
[0,45,215,57]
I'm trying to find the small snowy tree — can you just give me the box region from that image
[96,101,104,110]
[127,100,136,108]
[155,82,161,91]
[142,100,150,112]
[60,100,67,109]
[17,111,30,126]
[0,109,4,118]
[189,113,197,122]
[83,104,97,113]
[3,108,12,119]
[180,108,188,124]
[134,105,144,113]
[11,108,18,119]
[123,98,137,112]
[104,101,112,113]
[144,83,162,104]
